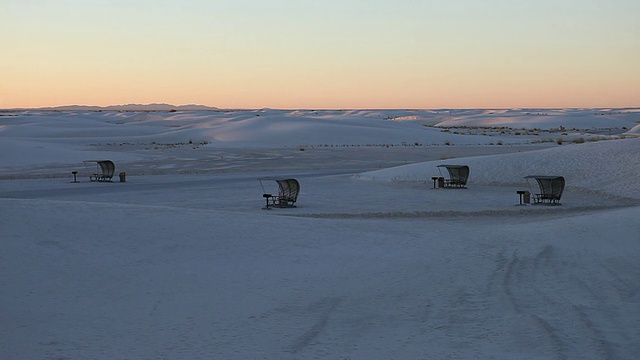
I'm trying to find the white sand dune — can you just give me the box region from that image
[1,108,639,359]
[360,137,640,200]
[433,108,640,130]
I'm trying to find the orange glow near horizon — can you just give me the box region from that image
[2,1,639,110]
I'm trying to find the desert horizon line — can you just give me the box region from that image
[3,103,640,112]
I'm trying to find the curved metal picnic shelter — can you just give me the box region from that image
[525,175,565,205]
[84,160,115,182]
[259,177,300,209]
[436,164,470,188]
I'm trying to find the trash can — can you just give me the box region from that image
[437,177,445,188]
[119,172,126,182]
[523,190,530,204]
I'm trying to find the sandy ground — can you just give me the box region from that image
[1,144,552,179]
[2,140,638,359]
[1,145,631,220]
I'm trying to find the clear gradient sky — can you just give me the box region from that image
[2,0,639,109]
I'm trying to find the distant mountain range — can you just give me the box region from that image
[11,103,220,111]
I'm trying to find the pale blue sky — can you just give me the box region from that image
[3,0,639,108]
